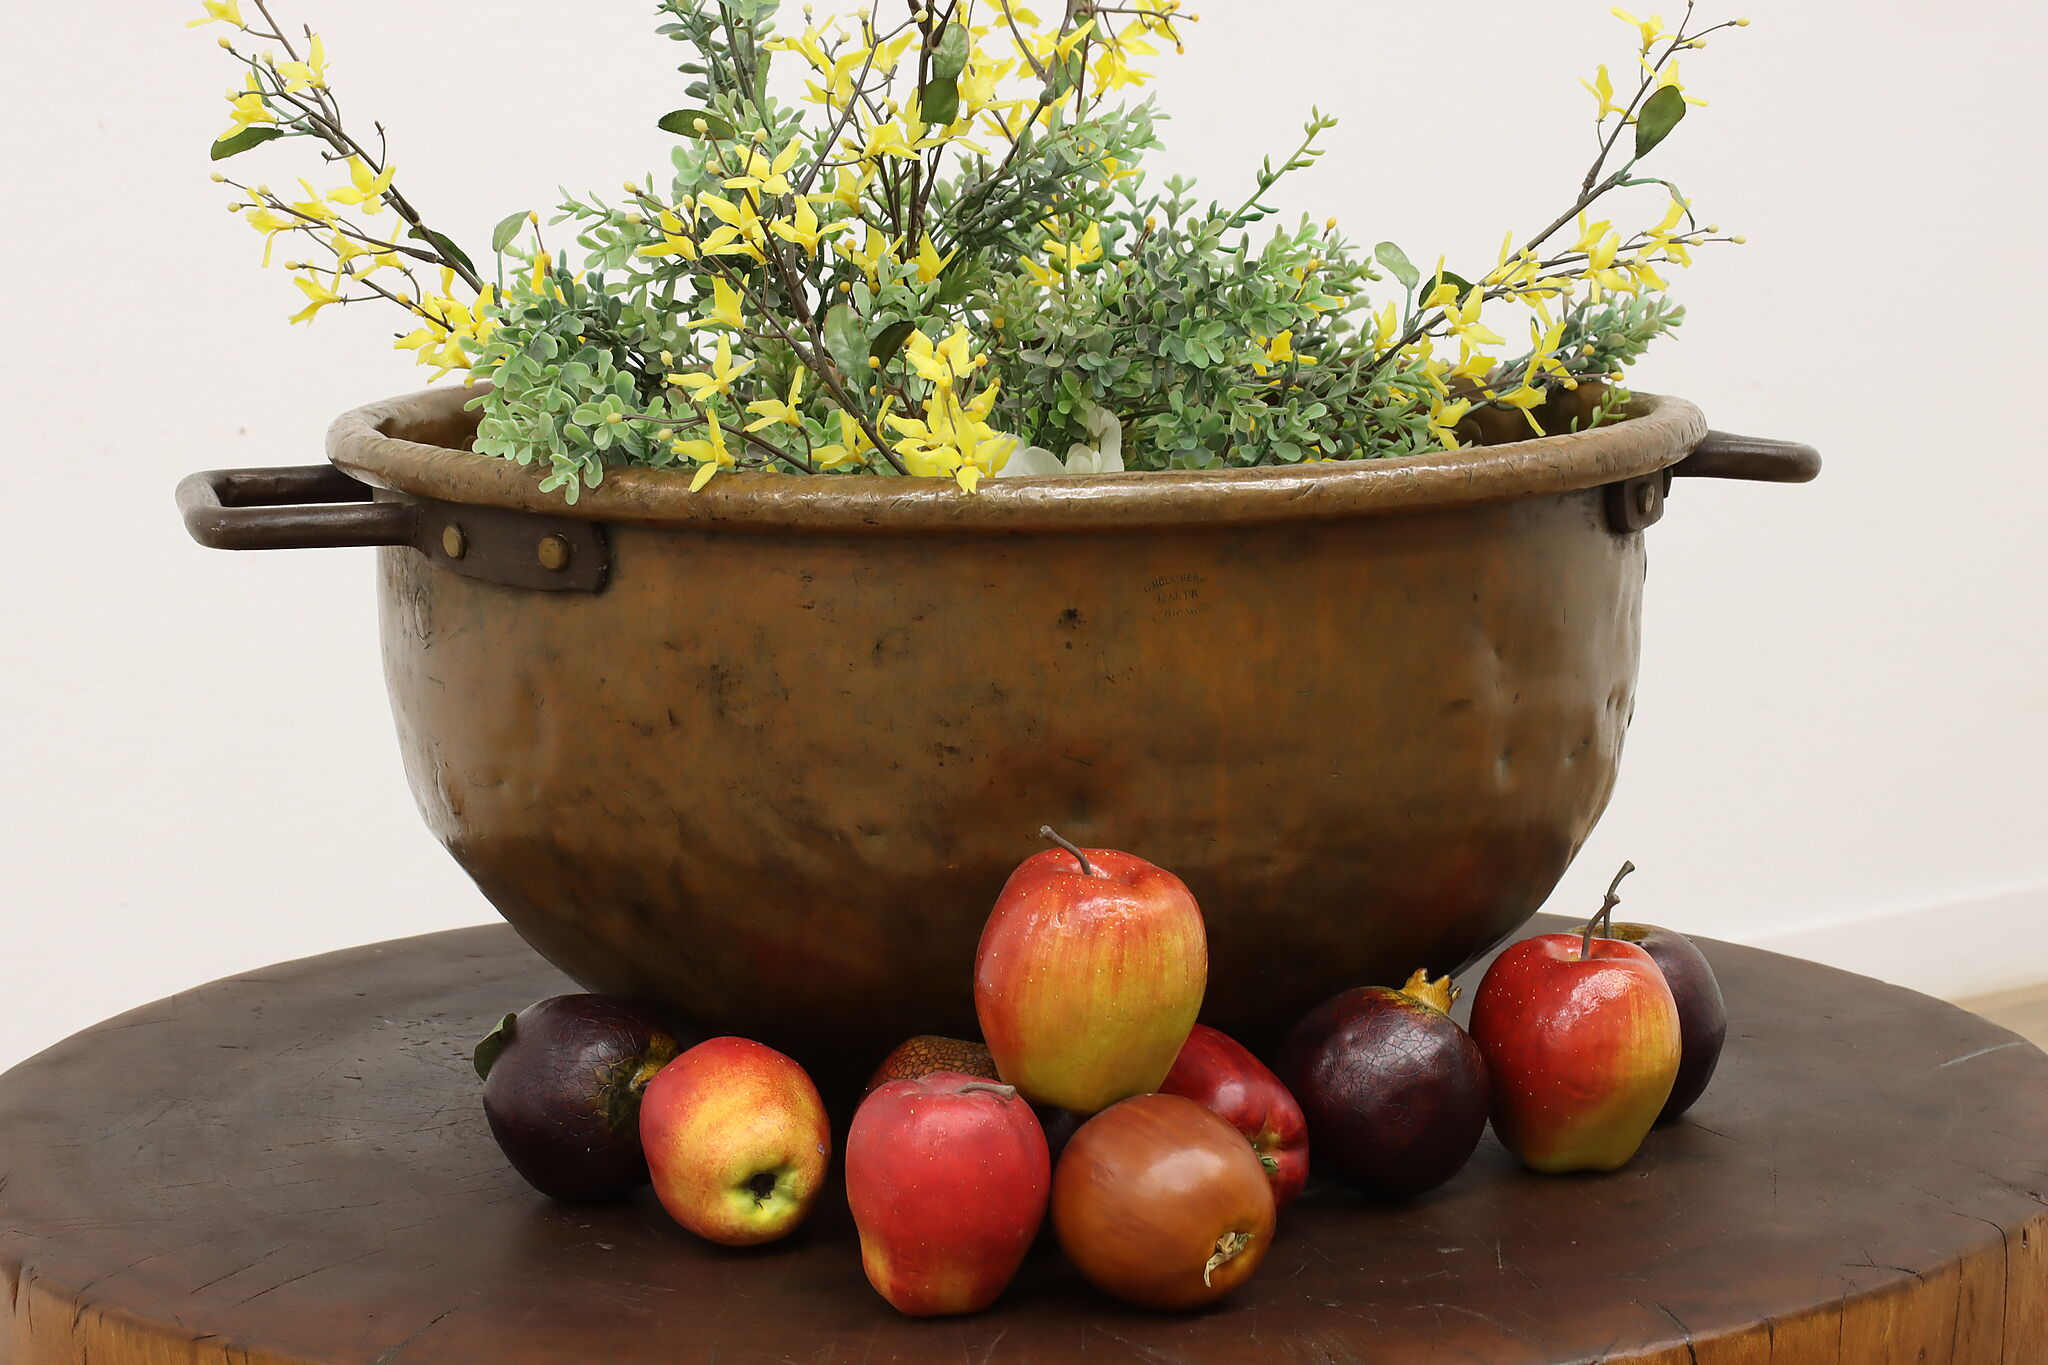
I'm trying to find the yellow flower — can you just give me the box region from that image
[1426,396,1472,451]
[669,334,755,404]
[326,157,396,214]
[287,271,343,324]
[769,197,851,257]
[744,369,806,432]
[838,228,903,288]
[687,276,745,331]
[395,287,497,382]
[287,178,337,224]
[675,414,735,490]
[1019,254,1059,289]
[723,140,803,198]
[888,384,1008,491]
[1251,330,1318,378]
[1611,8,1664,53]
[913,235,957,283]
[240,203,296,266]
[860,118,925,162]
[274,34,328,91]
[902,325,985,389]
[639,208,700,261]
[812,166,872,214]
[809,411,877,471]
[696,192,768,261]
[1044,221,1102,269]
[1581,64,1626,119]
[218,74,273,141]
[187,0,244,27]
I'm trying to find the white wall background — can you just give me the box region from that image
[3,1,2043,1072]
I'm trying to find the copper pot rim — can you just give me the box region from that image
[327,383,1708,535]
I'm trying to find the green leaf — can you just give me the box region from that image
[936,251,977,305]
[209,126,284,161]
[918,75,960,127]
[407,225,478,279]
[656,108,736,139]
[472,1012,517,1080]
[490,210,531,254]
[1633,85,1687,160]
[823,303,866,380]
[871,319,917,367]
[931,23,970,80]
[1374,242,1420,291]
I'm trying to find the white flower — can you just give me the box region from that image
[994,403,1125,478]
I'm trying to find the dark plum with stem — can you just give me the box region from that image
[1275,969,1489,1200]
[473,995,682,1203]
[1568,861,1728,1123]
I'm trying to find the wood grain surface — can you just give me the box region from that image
[4,919,2046,1364]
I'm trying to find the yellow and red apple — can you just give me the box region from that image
[973,828,1207,1114]
[639,1036,830,1246]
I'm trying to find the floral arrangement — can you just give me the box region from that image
[197,0,1749,496]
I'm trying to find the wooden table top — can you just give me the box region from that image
[4,919,2047,1364]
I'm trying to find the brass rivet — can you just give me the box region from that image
[1635,482,1658,516]
[537,534,571,572]
[441,524,466,559]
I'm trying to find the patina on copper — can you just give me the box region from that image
[182,387,1815,1076]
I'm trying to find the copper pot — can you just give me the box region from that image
[179,388,1817,1077]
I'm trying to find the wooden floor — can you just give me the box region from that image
[1956,984,2048,1048]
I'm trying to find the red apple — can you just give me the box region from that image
[974,827,1207,1114]
[640,1037,831,1246]
[846,1071,1050,1316]
[1159,1023,1309,1210]
[1274,971,1488,1199]
[1469,865,1681,1173]
[1052,1092,1276,1310]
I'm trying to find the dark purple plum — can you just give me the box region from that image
[1274,971,1488,1199]
[1594,922,1727,1123]
[474,995,680,1202]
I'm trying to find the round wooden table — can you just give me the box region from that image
[4,920,2047,1364]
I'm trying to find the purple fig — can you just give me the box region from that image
[474,995,680,1202]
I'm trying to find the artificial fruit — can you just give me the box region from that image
[974,827,1207,1114]
[1051,1092,1275,1310]
[846,1071,1050,1316]
[1275,970,1487,1199]
[1160,1023,1310,1209]
[474,994,679,1203]
[640,1036,831,1246]
[1469,864,1681,1173]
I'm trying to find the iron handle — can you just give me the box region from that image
[1673,430,1822,484]
[177,465,418,551]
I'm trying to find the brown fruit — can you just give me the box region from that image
[1051,1092,1276,1310]
[864,1035,999,1094]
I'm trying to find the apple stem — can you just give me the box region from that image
[954,1081,1019,1101]
[1039,824,1097,877]
[1596,860,1637,937]
[1581,861,1637,958]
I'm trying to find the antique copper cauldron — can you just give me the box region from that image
[179,388,1816,1075]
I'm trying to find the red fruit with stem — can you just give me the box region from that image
[846,1071,1050,1316]
[1469,864,1681,1173]
[975,826,1207,1115]
[1160,1023,1310,1210]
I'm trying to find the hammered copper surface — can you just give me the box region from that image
[337,391,1717,1074]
